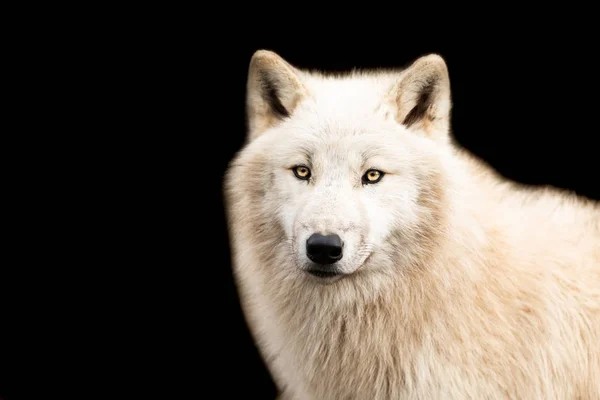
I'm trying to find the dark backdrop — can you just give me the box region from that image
[1,21,599,400]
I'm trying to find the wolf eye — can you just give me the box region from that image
[362,169,384,184]
[292,165,311,180]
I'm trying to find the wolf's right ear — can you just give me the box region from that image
[246,50,308,141]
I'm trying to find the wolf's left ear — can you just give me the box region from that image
[245,50,308,141]
[386,54,452,142]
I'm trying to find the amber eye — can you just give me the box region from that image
[292,165,311,180]
[362,169,384,184]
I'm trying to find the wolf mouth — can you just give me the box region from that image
[306,270,341,278]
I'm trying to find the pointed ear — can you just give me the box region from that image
[386,54,452,142]
[246,50,308,141]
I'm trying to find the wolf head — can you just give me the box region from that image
[225,50,453,286]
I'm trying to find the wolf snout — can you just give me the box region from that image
[306,233,343,265]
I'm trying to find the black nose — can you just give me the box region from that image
[306,233,343,265]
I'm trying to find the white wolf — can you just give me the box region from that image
[223,50,600,399]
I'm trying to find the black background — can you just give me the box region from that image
[1,16,599,400]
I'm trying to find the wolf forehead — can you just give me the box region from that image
[267,134,411,172]
[294,75,401,116]
[260,72,419,139]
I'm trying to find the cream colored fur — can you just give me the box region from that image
[223,50,600,399]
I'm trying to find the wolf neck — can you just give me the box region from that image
[265,185,492,399]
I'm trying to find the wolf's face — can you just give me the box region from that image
[265,120,445,283]
[227,51,451,284]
